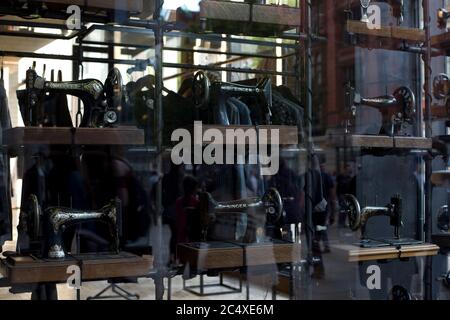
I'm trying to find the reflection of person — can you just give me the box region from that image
[268,159,303,232]
[314,158,337,253]
[175,176,200,244]
[161,163,184,254]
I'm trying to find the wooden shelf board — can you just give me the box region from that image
[199,1,301,27]
[28,0,143,13]
[431,171,450,187]
[333,243,439,262]
[329,134,432,150]
[0,252,153,284]
[177,241,301,271]
[347,20,425,42]
[431,105,448,119]
[432,32,450,47]
[3,127,145,146]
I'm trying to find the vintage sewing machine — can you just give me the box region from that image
[18,194,120,259]
[192,71,273,125]
[345,84,416,136]
[199,188,283,244]
[16,65,120,128]
[340,194,422,247]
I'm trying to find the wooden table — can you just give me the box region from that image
[0,252,153,285]
[328,134,432,150]
[177,240,301,299]
[332,243,439,263]
[177,240,301,271]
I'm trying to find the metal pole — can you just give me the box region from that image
[304,0,314,300]
[153,0,165,301]
[422,0,433,301]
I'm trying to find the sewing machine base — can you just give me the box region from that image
[356,238,423,248]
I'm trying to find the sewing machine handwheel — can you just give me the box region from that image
[437,205,449,232]
[341,194,361,231]
[104,110,118,125]
[433,73,450,100]
[25,194,42,239]
[393,86,416,120]
[389,285,412,300]
[192,71,210,109]
[263,188,283,224]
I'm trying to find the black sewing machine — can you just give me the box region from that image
[17,194,120,259]
[340,194,422,248]
[17,65,121,128]
[192,71,273,124]
[345,84,416,136]
[199,188,283,244]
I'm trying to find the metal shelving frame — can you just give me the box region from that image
[339,0,434,300]
[0,0,439,302]
[0,0,322,301]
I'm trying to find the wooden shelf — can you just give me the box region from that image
[432,32,450,56]
[28,0,144,13]
[199,1,301,27]
[177,1,301,37]
[432,234,450,249]
[347,20,425,42]
[431,105,448,119]
[431,171,450,187]
[329,134,432,150]
[177,240,301,271]
[3,127,145,146]
[346,20,425,51]
[0,252,153,284]
[332,243,439,262]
